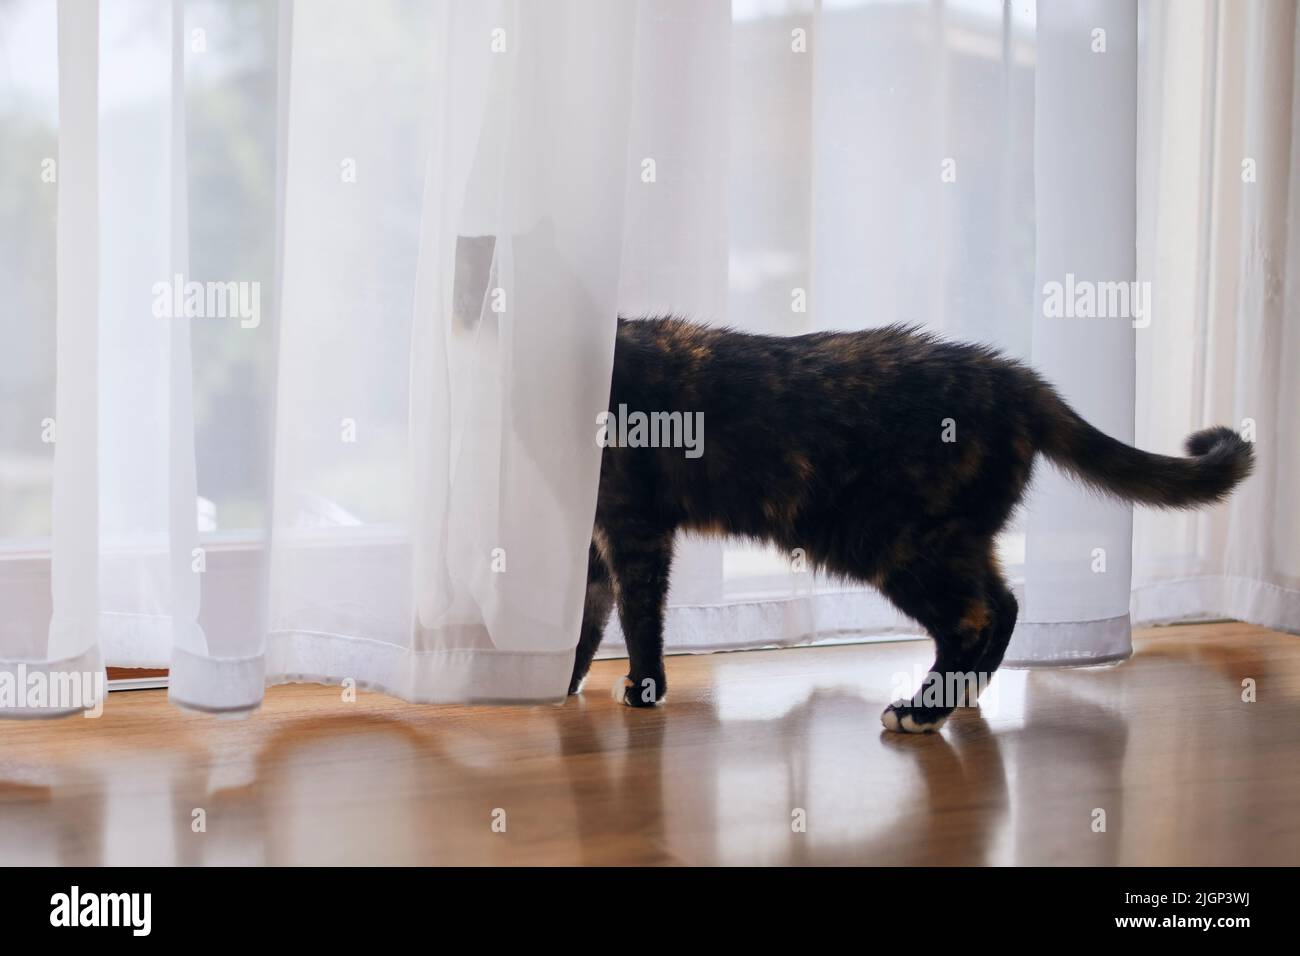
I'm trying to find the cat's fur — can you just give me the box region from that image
[570,316,1254,733]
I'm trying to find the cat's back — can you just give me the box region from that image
[610,315,1024,410]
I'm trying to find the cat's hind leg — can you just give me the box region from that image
[568,542,615,695]
[877,542,1007,734]
[973,567,1018,678]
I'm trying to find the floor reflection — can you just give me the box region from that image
[0,623,1295,865]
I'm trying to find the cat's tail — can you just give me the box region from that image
[1031,383,1253,509]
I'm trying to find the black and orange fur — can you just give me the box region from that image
[570,317,1253,733]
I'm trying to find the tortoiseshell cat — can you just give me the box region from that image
[569,317,1253,733]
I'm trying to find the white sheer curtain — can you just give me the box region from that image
[604,0,1144,665]
[2,0,1294,719]
[1133,0,1300,633]
[1,0,637,715]
[256,0,637,708]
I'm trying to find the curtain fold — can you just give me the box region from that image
[1132,0,1300,633]
[2,0,639,715]
[603,0,1143,666]
[1007,0,1138,665]
[14,0,103,716]
[261,0,638,704]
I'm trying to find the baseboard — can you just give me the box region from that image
[106,667,169,691]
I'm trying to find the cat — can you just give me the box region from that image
[568,316,1253,733]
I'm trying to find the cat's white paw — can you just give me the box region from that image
[612,675,667,706]
[880,703,947,734]
[901,711,946,733]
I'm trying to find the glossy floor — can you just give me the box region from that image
[1,622,1297,865]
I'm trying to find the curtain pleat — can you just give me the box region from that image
[1132,0,1300,633]
[18,0,104,716]
[1007,0,1138,665]
[604,0,1142,666]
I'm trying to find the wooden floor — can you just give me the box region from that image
[1,622,1297,865]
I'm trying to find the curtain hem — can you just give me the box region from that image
[0,645,104,718]
[601,586,924,656]
[1132,575,1300,635]
[267,631,574,705]
[1002,613,1134,668]
[168,630,577,712]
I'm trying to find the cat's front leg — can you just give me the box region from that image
[602,524,673,707]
